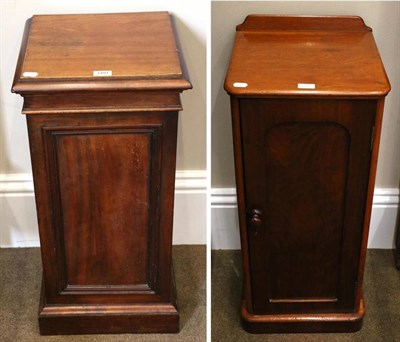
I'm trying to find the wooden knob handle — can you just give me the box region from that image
[247,209,262,231]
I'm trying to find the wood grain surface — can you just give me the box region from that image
[56,130,152,287]
[225,15,390,97]
[241,99,375,315]
[23,12,181,79]
[12,12,192,93]
[28,110,178,303]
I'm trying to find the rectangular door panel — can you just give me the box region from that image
[265,122,348,301]
[43,125,162,296]
[240,99,375,314]
[55,131,151,287]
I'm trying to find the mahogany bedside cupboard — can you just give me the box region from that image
[12,12,191,335]
[224,15,390,333]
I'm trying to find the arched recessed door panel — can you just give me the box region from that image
[240,98,375,314]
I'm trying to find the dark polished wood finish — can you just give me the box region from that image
[225,15,390,333]
[396,209,400,269]
[12,12,191,335]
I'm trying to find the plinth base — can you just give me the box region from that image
[241,297,365,334]
[38,283,179,335]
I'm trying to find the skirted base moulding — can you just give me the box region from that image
[38,281,179,335]
[241,296,365,334]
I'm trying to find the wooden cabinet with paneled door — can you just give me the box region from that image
[12,12,191,335]
[225,15,390,333]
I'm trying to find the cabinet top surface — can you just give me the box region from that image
[225,15,390,97]
[12,12,191,94]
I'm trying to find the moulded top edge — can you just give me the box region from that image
[12,78,192,95]
[223,84,391,98]
[12,12,192,95]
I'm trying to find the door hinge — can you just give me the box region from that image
[370,126,375,151]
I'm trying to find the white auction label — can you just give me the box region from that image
[23,72,38,78]
[93,70,112,77]
[297,83,316,89]
[233,82,248,88]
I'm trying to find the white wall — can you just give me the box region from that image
[0,0,207,246]
[0,171,207,247]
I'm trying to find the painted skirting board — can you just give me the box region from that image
[211,188,399,250]
[0,171,206,247]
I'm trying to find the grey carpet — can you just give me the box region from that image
[212,249,400,342]
[0,245,205,341]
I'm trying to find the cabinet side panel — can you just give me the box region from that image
[54,131,151,286]
[29,112,178,305]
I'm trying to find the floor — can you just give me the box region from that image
[2,246,399,341]
[212,249,400,342]
[0,245,205,342]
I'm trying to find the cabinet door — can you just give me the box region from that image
[28,111,178,305]
[240,99,375,314]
